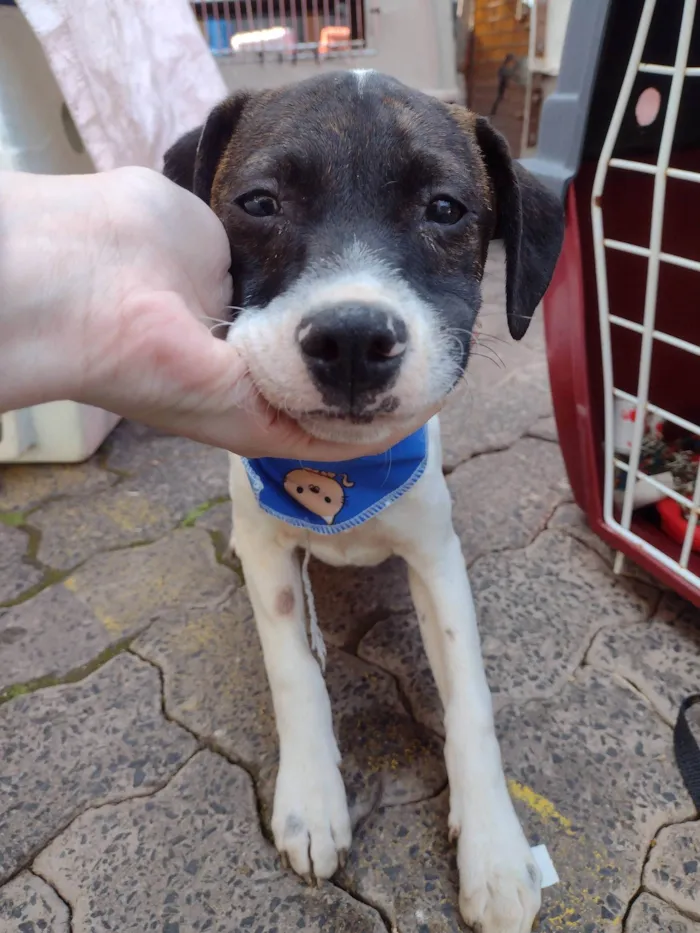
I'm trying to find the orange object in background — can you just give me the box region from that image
[318,25,351,55]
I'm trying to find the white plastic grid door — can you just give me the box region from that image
[591,0,700,588]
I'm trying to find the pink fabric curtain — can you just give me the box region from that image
[15,0,227,171]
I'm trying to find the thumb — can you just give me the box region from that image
[104,293,414,460]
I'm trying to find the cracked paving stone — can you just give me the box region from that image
[588,592,700,725]
[0,524,43,605]
[495,670,694,932]
[194,500,231,539]
[359,531,656,735]
[31,487,175,569]
[340,672,694,932]
[32,429,229,569]
[547,503,663,589]
[441,361,553,470]
[104,420,229,511]
[627,893,700,932]
[0,653,196,884]
[308,557,413,649]
[0,585,140,693]
[548,502,612,562]
[34,750,387,933]
[644,822,700,919]
[0,871,70,932]
[0,455,114,513]
[528,414,559,443]
[58,529,234,639]
[447,437,571,565]
[337,790,463,932]
[134,599,445,828]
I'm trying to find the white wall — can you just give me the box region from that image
[217,0,459,99]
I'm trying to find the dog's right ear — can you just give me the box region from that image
[163,93,251,204]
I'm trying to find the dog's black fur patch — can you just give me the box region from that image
[164,71,564,371]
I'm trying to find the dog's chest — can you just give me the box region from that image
[277,520,396,568]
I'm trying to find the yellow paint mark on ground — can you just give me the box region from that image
[507,780,575,834]
[99,615,123,635]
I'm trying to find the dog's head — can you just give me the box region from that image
[164,71,564,444]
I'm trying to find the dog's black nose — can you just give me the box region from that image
[299,304,407,401]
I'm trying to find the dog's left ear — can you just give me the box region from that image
[163,93,251,204]
[475,116,565,340]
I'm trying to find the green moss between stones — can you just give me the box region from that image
[0,637,133,706]
[0,511,26,527]
[180,496,229,528]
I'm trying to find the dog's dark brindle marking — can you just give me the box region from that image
[164,71,563,385]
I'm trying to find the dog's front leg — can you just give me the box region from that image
[235,521,351,881]
[404,525,541,933]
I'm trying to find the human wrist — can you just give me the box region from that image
[0,171,101,408]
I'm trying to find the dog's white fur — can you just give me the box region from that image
[229,242,460,446]
[228,421,541,931]
[226,195,542,932]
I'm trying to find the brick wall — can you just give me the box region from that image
[466,0,530,157]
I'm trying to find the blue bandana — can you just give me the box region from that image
[241,426,428,535]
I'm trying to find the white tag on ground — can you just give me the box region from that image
[531,844,559,888]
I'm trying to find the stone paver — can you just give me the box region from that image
[359,530,656,734]
[309,556,413,649]
[104,420,229,505]
[194,499,232,539]
[588,592,700,725]
[336,672,693,933]
[528,414,559,443]
[495,671,694,932]
[59,528,234,639]
[0,524,43,605]
[548,501,612,562]
[31,487,175,569]
[0,654,196,883]
[644,822,700,920]
[0,585,132,695]
[627,893,700,932]
[0,457,114,513]
[134,598,445,826]
[0,871,70,933]
[34,751,386,933]
[31,427,229,569]
[337,790,463,932]
[441,360,553,470]
[447,436,571,565]
[2,244,699,932]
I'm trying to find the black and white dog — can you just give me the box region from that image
[164,70,564,933]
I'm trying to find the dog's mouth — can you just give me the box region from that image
[296,408,424,446]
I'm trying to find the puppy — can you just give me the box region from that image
[164,70,564,933]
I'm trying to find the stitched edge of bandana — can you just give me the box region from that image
[240,429,428,535]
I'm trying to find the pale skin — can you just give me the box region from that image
[0,167,431,458]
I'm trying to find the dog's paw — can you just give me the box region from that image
[451,805,541,933]
[272,754,352,881]
[225,530,237,559]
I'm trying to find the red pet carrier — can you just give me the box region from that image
[522,0,700,605]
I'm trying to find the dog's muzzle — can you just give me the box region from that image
[298,303,407,408]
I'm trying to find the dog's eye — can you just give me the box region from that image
[324,496,331,503]
[425,197,465,225]
[296,486,304,494]
[237,191,281,218]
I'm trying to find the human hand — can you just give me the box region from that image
[0,168,431,458]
